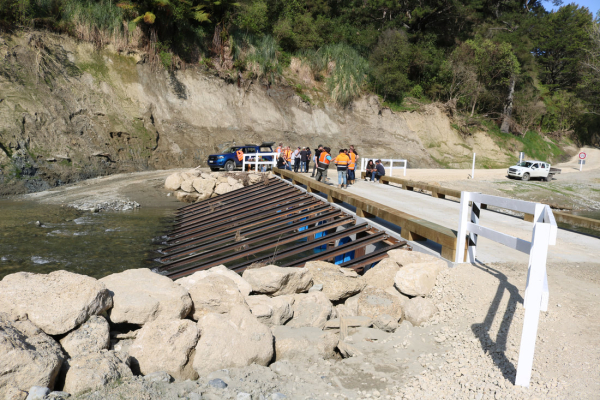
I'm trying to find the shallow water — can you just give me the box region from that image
[0,200,175,279]
[558,210,600,237]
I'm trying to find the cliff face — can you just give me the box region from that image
[0,31,509,194]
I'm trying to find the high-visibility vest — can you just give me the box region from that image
[334,153,350,167]
[317,151,331,169]
[276,146,282,154]
[283,149,292,161]
[349,152,356,170]
[236,150,244,162]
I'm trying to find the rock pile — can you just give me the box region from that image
[164,170,268,203]
[0,249,446,399]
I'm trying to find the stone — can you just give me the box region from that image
[248,174,263,184]
[403,297,438,326]
[62,350,132,396]
[353,287,403,320]
[394,263,441,297]
[129,319,199,381]
[286,292,333,328]
[237,392,252,400]
[143,371,172,383]
[188,393,202,400]
[323,316,373,329]
[384,287,410,308]
[176,191,201,203]
[245,295,294,326]
[201,173,212,179]
[192,178,216,200]
[387,250,447,271]
[194,306,274,375]
[334,303,357,318]
[373,314,399,332]
[59,316,110,358]
[100,268,192,325]
[177,274,248,320]
[308,284,323,292]
[227,176,239,186]
[0,315,65,396]
[0,271,112,335]
[180,180,195,193]
[46,391,70,399]
[25,386,49,400]
[271,393,287,400]
[177,265,252,297]
[231,182,244,190]
[209,378,228,389]
[165,173,183,191]
[363,258,401,290]
[214,182,233,195]
[242,265,313,296]
[272,326,338,362]
[304,261,366,301]
[186,169,202,177]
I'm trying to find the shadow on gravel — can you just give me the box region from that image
[470,261,523,384]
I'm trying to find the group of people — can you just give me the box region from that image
[276,143,385,189]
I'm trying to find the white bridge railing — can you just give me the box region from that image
[242,152,278,172]
[455,192,557,388]
[360,158,407,177]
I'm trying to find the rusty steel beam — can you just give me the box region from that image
[176,179,284,213]
[175,183,292,221]
[167,197,321,241]
[339,242,406,272]
[220,223,374,275]
[174,189,300,228]
[279,232,388,269]
[159,209,346,262]
[161,218,360,277]
[159,214,353,267]
[161,202,335,252]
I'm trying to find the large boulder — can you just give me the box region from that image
[272,326,338,362]
[129,319,199,381]
[0,314,65,396]
[248,174,264,185]
[363,258,400,290]
[348,286,403,321]
[193,306,274,375]
[245,295,294,326]
[286,292,333,329]
[180,180,195,193]
[214,182,233,195]
[62,350,133,396]
[403,297,438,326]
[176,274,248,320]
[242,266,313,296]
[100,269,192,325]
[192,178,216,201]
[177,265,252,297]
[394,263,441,297]
[59,316,110,358]
[165,173,183,191]
[0,271,112,335]
[387,250,446,271]
[176,191,201,203]
[304,261,366,301]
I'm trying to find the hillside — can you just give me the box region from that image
[0,31,574,194]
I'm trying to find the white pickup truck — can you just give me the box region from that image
[507,160,561,182]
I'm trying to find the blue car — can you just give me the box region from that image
[207,142,275,172]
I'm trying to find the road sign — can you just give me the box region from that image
[579,152,586,160]
[579,160,585,164]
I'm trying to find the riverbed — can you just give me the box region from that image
[0,200,175,279]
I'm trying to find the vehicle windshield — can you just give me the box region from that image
[222,148,238,154]
[517,162,533,167]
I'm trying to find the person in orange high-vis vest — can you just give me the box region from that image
[236,148,244,163]
[315,147,331,183]
[276,143,283,156]
[282,147,293,170]
[348,149,358,185]
[333,149,351,188]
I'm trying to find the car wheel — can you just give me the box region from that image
[210,168,219,172]
[224,160,235,172]
[522,173,530,181]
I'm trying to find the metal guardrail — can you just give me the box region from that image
[274,168,463,261]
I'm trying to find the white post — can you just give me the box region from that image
[390,160,394,177]
[579,160,583,172]
[403,160,407,177]
[515,221,552,387]
[471,153,476,179]
[255,153,258,172]
[455,191,471,263]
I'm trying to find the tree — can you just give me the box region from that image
[532,4,593,92]
[369,30,412,102]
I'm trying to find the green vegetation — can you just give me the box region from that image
[0,0,598,142]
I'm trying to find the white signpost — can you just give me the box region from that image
[579,152,586,172]
[471,153,476,179]
[455,192,557,388]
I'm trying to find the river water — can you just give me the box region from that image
[0,200,174,280]
[558,210,600,237]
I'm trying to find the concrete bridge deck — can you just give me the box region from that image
[345,180,600,264]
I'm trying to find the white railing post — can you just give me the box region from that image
[404,161,407,176]
[390,160,394,177]
[515,220,552,387]
[455,191,470,263]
